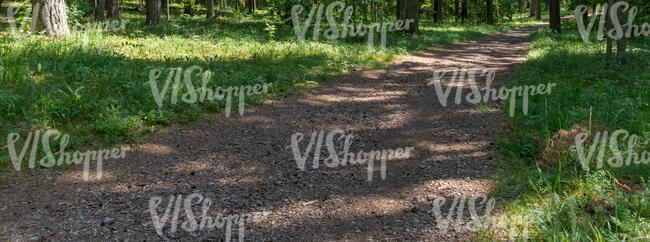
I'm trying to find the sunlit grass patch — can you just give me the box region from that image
[485,19,650,240]
[0,2,544,174]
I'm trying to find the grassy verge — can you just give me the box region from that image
[0,0,545,174]
[481,18,650,240]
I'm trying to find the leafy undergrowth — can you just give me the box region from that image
[0,1,544,174]
[481,19,650,241]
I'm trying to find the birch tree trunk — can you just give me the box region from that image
[32,0,70,38]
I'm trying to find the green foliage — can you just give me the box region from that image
[485,19,650,240]
[66,0,92,25]
[264,22,277,41]
[0,2,544,173]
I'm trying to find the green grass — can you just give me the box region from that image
[483,18,650,241]
[0,1,545,174]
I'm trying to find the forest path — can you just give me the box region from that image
[0,24,546,241]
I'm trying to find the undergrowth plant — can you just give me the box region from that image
[0,0,545,174]
[484,17,650,241]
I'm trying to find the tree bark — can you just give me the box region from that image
[536,0,541,19]
[605,0,614,69]
[105,0,120,18]
[207,0,215,17]
[434,0,441,22]
[247,0,255,13]
[461,0,468,22]
[549,0,560,32]
[96,0,105,20]
[146,0,161,26]
[183,1,194,16]
[88,0,96,15]
[395,0,404,19]
[454,0,459,21]
[32,0,70,38]
[487,0,494,24]
[529,0,535,18]
[161,0,169,19]
[616,0,627,64]
[221,0,227,10]
[405,0,419,35]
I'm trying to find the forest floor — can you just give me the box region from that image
[0,22,547,241]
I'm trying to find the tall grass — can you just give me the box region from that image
[0,1,544,173]
[484,19,650,241]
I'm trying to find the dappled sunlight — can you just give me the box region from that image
[0,1,569,239]
[56,168,114,184]
[311,91,408,103]
[170,161,217,174]
[136,143,176,156]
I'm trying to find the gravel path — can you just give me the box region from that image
[0,24,545,241]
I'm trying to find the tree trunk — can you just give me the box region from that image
[146,0,161,26]
[454,0,459,21]
[536,0,541,19]
[221,0,227,10]
[461,0,468,22]
[605,0,614,69]
[96,0,105,20]
[487,0,494,24]
[549,0,560,32]
[32,0,70,38]
[507,4,513,20]
[207,0,215,17]
[105,0,120,18]
[434,0,441,22]
[397,0,404,19]
[183,1,194,16]
[405,0,419,35]
[395,0,404,19]
[161,0,169,19]
[88,0,96,16]
[616,0,627,64]
[529,0,535,17]
[247,0,255,13]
